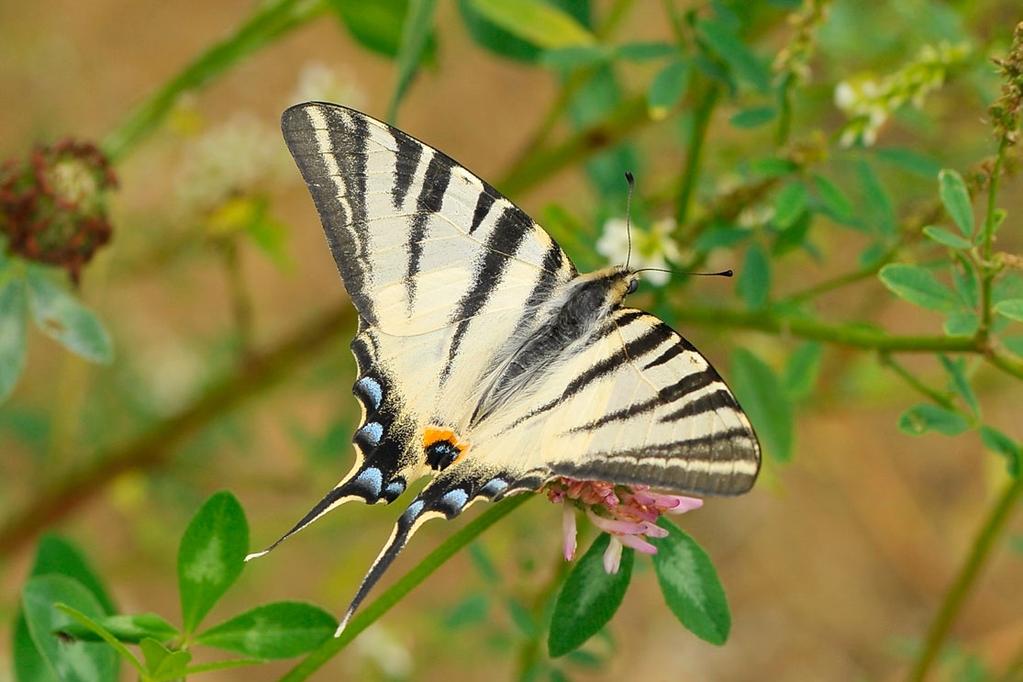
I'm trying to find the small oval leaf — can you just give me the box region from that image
[21,576,119,682]
[647,58,691,120]
[878,264,961,312]
[0,275,28,401]
[736,243,771,310]
[938,169,974,237]
[994,298,1023,322]
[178,492,249,634]
[469,0,594,50]
[195,601,336,659]
[898,404,970,436]
[651,519,730,645]
[922,225,972,250]
[25,266,113,364]
[548,533,634,658]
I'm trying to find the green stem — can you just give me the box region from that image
[672,305,978,352]
[978,141,1007,341]
[281,495,531,681]
[674,83,720,232]
[906,475,1023,682]
[101,0,324,161]
[879,353,956,409]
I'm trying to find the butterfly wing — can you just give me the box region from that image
[249,103,577,557]
[462,307,760,497]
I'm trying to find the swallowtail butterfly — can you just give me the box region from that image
[248,102,761,632]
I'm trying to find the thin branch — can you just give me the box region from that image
[675,83,721,232]
[280,495,531,681]
[906,474,1023,682]
[0,304,355,558]
[879,353,957,409]
[672,305,978,352]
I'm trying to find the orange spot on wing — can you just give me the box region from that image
[423,425,471,464]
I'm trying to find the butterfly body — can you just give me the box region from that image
[251,102,761,631]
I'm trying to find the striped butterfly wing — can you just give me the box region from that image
[250,103,577,558]
[518,309,760,495]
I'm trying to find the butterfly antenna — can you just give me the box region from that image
[624,171,635,270]
[633,267,733,278]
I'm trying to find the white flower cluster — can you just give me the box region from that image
[175,113,293,214]
[834,42,970,147]
[290,62,368,109]
[596,217,681,285]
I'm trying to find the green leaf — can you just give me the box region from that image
[898,404,970,436]
[729,106,776,128]
[979,426,1021,478]
[696,20,771,93]
[994,299,1023,322]
[21,576,119,682]
[878,264,961,312]
[196,601,336,659]
[951,255,980,309]
[773,182,808,229]
[60,612,179,644]
[386,0,439,123]
[442,592,490,629]
[0,275,27,402]
[731,348,793,461]
[874,147,942,178]
[25,266,113,364]
[54,604,144,674]
[328,0,415,57]
[13,611,56,682]
[30,534,116,613]
[615,41,676,61]
[178,491,248,634]
[469,0,594,49]
[938,169,974,237]
[923,226,972,250]
[460,0,589,62]
[651,519,730,645]
[541,45,608,70]
[857,160,895,237]
[647,58,691,120]
[694,224,750,252]
[993,273,1023,305]
[812,173,854,224]
[939,355,979,416]
[944,311,979,337]
[139,638,192,682]
[783,342,823,400]
[548,533,633,657]
[736,243,770,309]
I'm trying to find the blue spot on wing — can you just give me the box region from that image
[357,422,383,447]
[355,376,383,410]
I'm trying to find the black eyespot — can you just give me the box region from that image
[425,441,460,471]
[626,279,639,295]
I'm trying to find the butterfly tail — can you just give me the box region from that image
[245,463,405,562]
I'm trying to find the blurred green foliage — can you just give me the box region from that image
[3,0,1023,680]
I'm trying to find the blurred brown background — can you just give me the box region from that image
[1,1,1022,680]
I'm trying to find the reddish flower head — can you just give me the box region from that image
[546,478,702,573]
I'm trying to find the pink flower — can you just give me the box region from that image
[545,477,702,574]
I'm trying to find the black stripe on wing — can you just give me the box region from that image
[551,426,759,496]
[404,151,454,313]
[440,205,535,382]
[282,105,378,326]
[568,367,722,433]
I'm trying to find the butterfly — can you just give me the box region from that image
[247,102,761,633]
